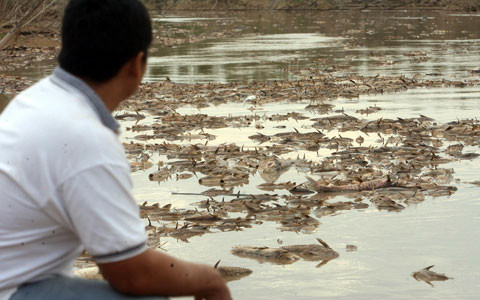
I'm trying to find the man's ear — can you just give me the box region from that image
[127,51,146,81]
[123,51,147,82]
[117,52,146,99]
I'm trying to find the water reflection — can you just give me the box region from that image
[145,10,480,83]
[209,33,342,52]
[146,33,342,83]
[6,11,480,85]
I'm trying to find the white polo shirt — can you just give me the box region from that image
[0,68,147,299]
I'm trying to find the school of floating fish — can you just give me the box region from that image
[67,70,479,283]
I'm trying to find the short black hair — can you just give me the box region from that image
[58,0,152,83]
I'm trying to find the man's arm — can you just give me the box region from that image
[60,164,230,298]
[98,248,232,300]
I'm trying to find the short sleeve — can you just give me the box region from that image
[60,163,147,263]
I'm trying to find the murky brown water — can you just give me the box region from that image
[3,9,480,300]
[0,95,10,113]
[145,10,480,83]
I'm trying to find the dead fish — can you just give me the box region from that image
[149,168,172,182]
[468,180,480,186]
[139,203,171,219]
[176,173,193,180]
[257,181,296,191]
[248,132,271,143]
[201,187,234,197]
[412,265,452,286]
[278,214,320,233]
[169,224,210,242]
[280,238,339,262]
[346,244,358,252]
[130,161,154,172]
[356,105,382,115]
[184,214,223,223]
[231,246,300,264]
[445,143,464,155]
[258,156,293,183]
[214,260,252,282]
[306,176,392,193]
[289,184,315,194]
[114,111,145,120]
[355,135,364,145]
[374,197,405,211]
[258,156,293,173]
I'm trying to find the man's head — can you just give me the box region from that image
[58,0,152,84]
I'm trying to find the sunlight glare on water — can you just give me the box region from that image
[146,33,343,83]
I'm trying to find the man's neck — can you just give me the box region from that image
[83,79,124,112]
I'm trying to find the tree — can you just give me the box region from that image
[0,0,61,51]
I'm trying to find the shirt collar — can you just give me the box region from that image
[51,67,120,133]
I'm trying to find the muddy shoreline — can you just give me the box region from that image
[1,0,480,84]
[155,0,480,11]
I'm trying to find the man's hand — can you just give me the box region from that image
[194,282,232,300]
[98,248,232,299]
[192,265,232,300]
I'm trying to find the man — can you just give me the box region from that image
[0,0,232,299]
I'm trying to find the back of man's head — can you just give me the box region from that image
[58,0,152,83]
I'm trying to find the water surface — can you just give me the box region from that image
[133,10,480,300]
[145,10,480,83]
[2,9,480,300]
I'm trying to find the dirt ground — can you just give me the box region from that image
[156,0,480,11]
[0,18,60,73]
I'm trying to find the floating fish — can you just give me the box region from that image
[306,176,392,193]
[412,265,452,286]
[281,238,339,264]
[214,260,252,282]
[231,246,300,264]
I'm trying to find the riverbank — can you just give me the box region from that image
[1,0,480,83]
[155,0,480,11]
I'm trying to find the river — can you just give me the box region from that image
[2,9,480,300]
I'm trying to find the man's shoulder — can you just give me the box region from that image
[3,76,128,173]
[13,77,110,141]
[16,75,89,113]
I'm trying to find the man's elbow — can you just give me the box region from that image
[98,252,154,296]
[103,271,148,296]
